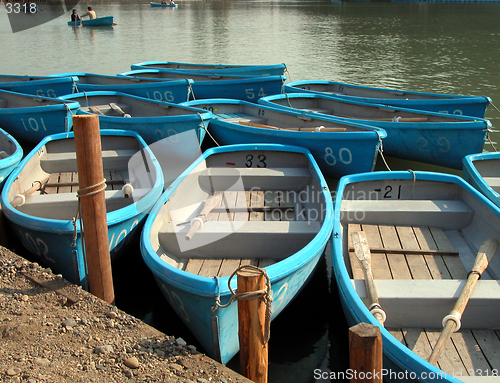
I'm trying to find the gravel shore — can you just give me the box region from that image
[0,246,253,383]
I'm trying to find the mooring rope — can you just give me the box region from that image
[376,130,392,171]
[211,265,272,343]
[408,169,416,200]
[187,80,196,101]
[198,112,221,147]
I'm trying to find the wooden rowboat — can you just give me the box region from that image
[140,143,333,364]
[1,130,164,287]
[463,151,500,209]
[0,127,23,186]
[0,74,76,98]
[284,80,491,118]
[68,16,114,27]
[332,170,500,382]
[150,2,178,7]
[0,88,80,143]
[58,91,212,145]
[118,69,285,103]
[48,72,193,103]
[258,93,492,169]
[130,60,286,76]
[181,98,387,178]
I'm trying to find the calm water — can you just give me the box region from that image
[2,1,500,381]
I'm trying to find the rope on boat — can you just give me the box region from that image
[408,169,416,200]
[283,63,292,83]
[376,130,392,171]
[72,77,80,94]
[211,265,272,343]
[198,112,221,147]
[186,79,196,101]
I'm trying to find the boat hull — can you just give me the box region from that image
[463,151,500,208]
[68,16,114,27]
[284,80,491,118]
[59,91,212,145]
[182,99,387,178]
[140,143,333,364]
[259,93,490,169]
[150,2,177,7]
[1,130,164,287]
[0,89,80,143]
[332,170,500,382]
[0,127,23,186]
[0,75,76,98]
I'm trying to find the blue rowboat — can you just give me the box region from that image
[332,170,500,382]
[118,69,286,103]
[140,143,334,364]
[1,130,164,288]
[181,98,387,178]
[68,16,114,27]
[0,89,80,143]
[150,2,178,7]
[58,91,212,145]
[130,61,287,76]
[259,93,492,169]
[463,151,500,209]
[0,75,76,98]
[284,80,491,118]
[0,127,23,187]
[48,72,193,103]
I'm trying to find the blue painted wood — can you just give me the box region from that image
[130,61,286,76]
[119,69,286,103]
[140,143,334,364]
[285,80,491,118]
[150,2,178,7]
[47,72,194,103]
[463,151,500,208]
[58,91,212,145]
[0,75,76,98]
[259,93,491,169]
[332,170,500,382]
[68,16,114,27]
[0,89,80,143]
[0,127,22,187]
[182,98,387,178]
[0,130,164,287]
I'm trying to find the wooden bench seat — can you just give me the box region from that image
[81,103,132,116]
[198,167,312,192]
[217,112,267,125]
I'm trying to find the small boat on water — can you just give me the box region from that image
[0,75,76,98]
[284,80,491,118]
[332,170,500,382]
[0,88,80,143]
[463,151,500,209]
[259,93,492,169]
[0,127,23,186]
[68,16,114,27]
[58,91,212,145]
[150,2,178,7]
[140,143,334,364]
[1,130,164,287]
[48,72,193,103]
[130,61,287,76]
[181,98,387,178]
[118,69,285,103]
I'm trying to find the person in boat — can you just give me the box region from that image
[80,6,96,20]
[170,0,176,4]
[71,9,80,22]
[161,0,167,4]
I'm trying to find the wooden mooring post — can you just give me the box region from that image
[349,322,383,383]
[72,114,115,304]
[237,268,269,383]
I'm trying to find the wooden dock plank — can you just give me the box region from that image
[361,225,392,279]
[379,225,412,280]
[397,226,432,279]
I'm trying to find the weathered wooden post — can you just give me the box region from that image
[349,322,383,383]
[237,267,269,383]
[72,114,115,304]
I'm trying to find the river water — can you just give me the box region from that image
[2,1,500,381]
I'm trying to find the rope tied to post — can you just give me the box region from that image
[212,265,272,343]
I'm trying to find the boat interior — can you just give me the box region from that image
[340,178,500,377]
[8,135,154,220]
[471,159,500,194]
[152,150,326,278]
[0,91,68,108]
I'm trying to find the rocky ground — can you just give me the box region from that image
[0,246,252,383]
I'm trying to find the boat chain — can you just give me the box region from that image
[211,265,272,343]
